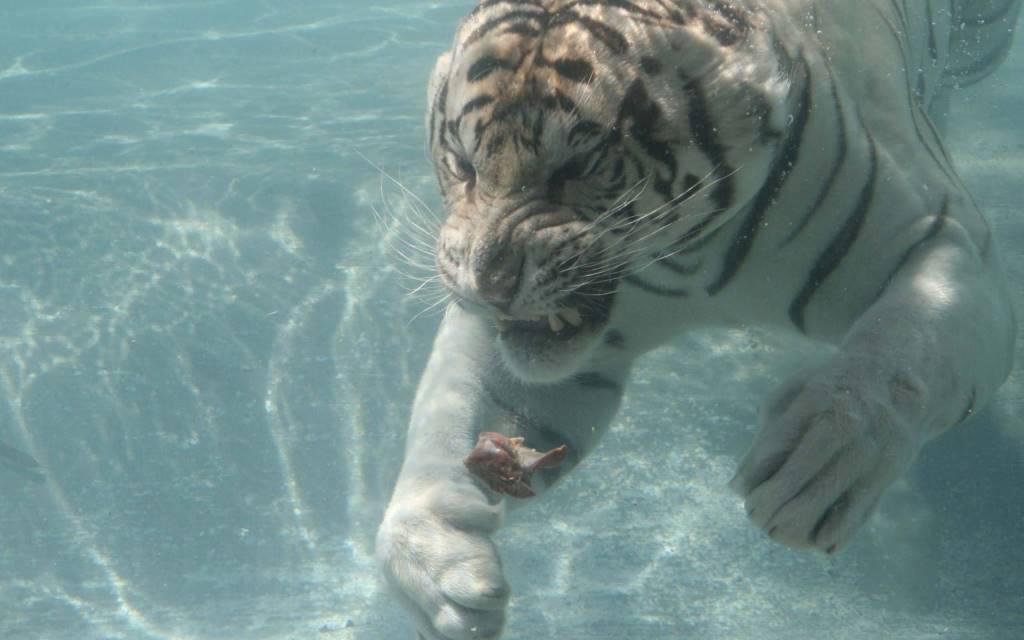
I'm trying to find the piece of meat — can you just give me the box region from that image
[463,431,567,498]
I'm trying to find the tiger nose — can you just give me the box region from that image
[474,249,523,306]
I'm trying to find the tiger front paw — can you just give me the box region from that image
[376,481,509,639]
[730,358,928,553]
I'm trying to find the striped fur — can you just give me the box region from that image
[379,2,1020,637]
[428,0,1019,369]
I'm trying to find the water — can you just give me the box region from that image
[0,2,1021,639]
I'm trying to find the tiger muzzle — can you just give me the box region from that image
[471,243,524,308]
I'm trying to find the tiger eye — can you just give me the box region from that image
[454,156,476,185]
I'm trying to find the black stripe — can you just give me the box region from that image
[788,128,879,333]
[782,60,847,246]
[609,200,638,232]
[459,95,494,120]
[570,0,664,22]
[531,108,545,148]
[473,120,496,155]
[484,131,507,156]
[707,53,812,296]
[673,215,728,249]
[926,0,939,62]
[503,22,542,37]
[768,30,797,77]
[470,0,544,18]
[679,71,735,211]
[640,56,663,75]
[551,57,594,83]
[672,211,731,253]
[624,274,690,297]
[604,329,626,348]
[466,10,546,46]
[573,372,622,392]
[428,78,448,150]
[608,155,626,186]
[541,89,579,114]
[567,121,603,146]
[549,11,629,54]
[618,79,677,201]
[467,56,519,82]
[654,254,701,276]
[702,14,742,46]
[651,0,693,24]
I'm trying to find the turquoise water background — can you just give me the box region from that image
[0,2,1022,638]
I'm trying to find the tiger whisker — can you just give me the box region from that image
[570,206,727,286]
[366,156,443,264]
[357,150,460,322]
[571,163,726,265]
[559,176,652,264]
[374,206,437,257]
[587,163,740,265]
[582,175,651,231]
[408,293,455,326]
[360,150,444,224]
[389,262,444,292]
[374,169,440,239]
[617,163,735,234]
[385,227,437,261]
[572,174,723,273]
[407,275,445,297]
[377,210,439,276]
[378,180,441,251]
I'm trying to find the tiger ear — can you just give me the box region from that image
[426,51,453,140]
[427,51,452,113]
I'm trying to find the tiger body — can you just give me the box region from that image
[377,1,1020,638]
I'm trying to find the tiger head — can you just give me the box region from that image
[428,1,793,382]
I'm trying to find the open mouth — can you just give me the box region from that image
[482,277,618,381]
[494,307,585,337]
[478,261,620,349]
[491,277,616,344]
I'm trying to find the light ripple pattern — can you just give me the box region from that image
[0,2,1022,639]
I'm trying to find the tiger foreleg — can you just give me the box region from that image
[376,305,629,639]
[730,223,1015,553]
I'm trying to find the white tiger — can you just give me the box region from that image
[376,0,1021,637]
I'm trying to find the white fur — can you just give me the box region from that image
[378,1,1018,637]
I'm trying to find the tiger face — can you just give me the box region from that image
[428,1,789,382]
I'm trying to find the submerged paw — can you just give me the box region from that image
[731,364,924,552]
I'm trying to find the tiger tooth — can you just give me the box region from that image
[562,308,583,327]
[548,313,565,333]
